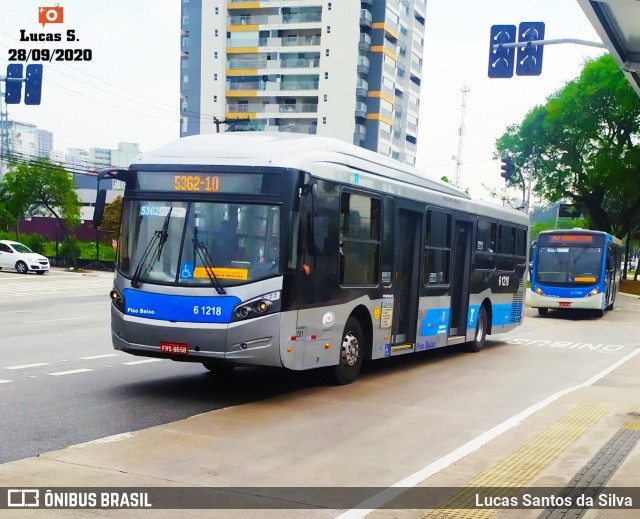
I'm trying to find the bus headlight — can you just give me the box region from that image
[587,287,599,297]
[232,291,281,322]
[534,286,546,296]
[110,287,125,311]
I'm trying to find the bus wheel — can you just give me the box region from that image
[202,362,236,375]
[537,308,548,316]
[330,317,364,385]
[466,306,487,353]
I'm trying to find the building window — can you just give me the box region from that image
[215,7,219,14]
[214,73,218,80]
[181,117,188,132]
[214,51,218,59]
[213,95,218,102]
[328,3,331,10]
[325,49,330,57]
[182,36,189,47]
[324,72,329,79]
[326,26,331,33]
[322,116,326,124]
[183,74,189,84]
[214,29,219,37]
[323,94,327,102]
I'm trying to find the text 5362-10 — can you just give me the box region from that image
[8,48,92,62]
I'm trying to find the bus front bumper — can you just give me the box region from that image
[110,305,284,367]
[530,291,604,310]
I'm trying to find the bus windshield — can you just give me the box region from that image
[535,246,602,285]
[118,199,281,285]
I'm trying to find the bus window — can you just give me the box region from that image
[381,198,395,286]
[475,219,496,270]
[339,193,380,286]
[424,209,450,285]
[496,224,516,271]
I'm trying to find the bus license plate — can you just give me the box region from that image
[160,342,189,355]
[559,302,572,307]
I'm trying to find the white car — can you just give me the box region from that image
[0,240,50,275]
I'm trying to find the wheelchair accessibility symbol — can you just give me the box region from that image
[180,263,194,279]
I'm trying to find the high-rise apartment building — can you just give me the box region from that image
[180,0,426,166]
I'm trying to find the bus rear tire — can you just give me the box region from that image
[537,308,548,316]
[202,362,236,375]
[466,306,487,353]
[329,317,364,385]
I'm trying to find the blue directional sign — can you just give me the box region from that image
[488,25,516,78]
[5,64,23,104]
[516,22,545,76]
[24,64,43,105]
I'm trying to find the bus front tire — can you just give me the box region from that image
[330,317,364,385]
[537,308,548,316]
[466,306,487,353]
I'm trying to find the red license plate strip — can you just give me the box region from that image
[559,302,572,307]
[160,342,189,355]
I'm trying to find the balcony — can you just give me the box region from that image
[358,33,371,52]
[226,79,319,93]
[226,102,319,116]
[359,9,372,28]
[357,55,370,74]
[228,34,321,49]
[228,12,322,27]
[354,101,368,119]
[356,78,369,97]
[227,57,320,72]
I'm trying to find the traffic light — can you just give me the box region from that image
[500,156,514,180]
[488,25,516,78]
[516,22,545,76]
[24,64,43,105]
[5,64,23,104]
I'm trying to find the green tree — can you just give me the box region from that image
[496,55,640,236]
[1,158,81,240]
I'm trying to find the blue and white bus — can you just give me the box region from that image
[94,133,529,384]
[530,229,622,317]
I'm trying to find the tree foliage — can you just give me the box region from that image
[1,158,81,238]
[495,54,640,237]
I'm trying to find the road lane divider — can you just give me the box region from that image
[48,368,94,376]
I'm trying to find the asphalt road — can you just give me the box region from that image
[2,268,639,473]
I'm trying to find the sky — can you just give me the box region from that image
[0,0,606,202]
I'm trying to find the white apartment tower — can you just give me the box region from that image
[180,0,426,165]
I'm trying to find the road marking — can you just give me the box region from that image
[79,354,120,360]
[4,363,48,370]
[336,347,640,519]
[122,359,165,366]
[48,368,93,376]
[27,316,91,323]
[0,380,12,384]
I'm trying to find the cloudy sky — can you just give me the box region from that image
[0,0,605,201]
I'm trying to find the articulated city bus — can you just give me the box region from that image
[530,229,622,317]
[94,133,529,384]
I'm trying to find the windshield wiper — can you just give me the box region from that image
[192,227,226,295]
[131,208,172,288]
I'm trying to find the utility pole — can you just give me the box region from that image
[0,82,9,177]
[454,85,470,188]
[522,148,536,214]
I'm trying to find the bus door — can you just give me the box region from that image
[391,209,422,345]
[449,219,473,337]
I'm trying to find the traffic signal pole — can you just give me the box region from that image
[492,37,606,51]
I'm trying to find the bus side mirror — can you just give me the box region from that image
[308,215,325,256]
[94,189,107,227]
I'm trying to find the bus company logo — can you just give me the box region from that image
[39,4,64,26]
[8,489,40,507]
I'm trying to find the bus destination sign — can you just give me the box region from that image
[135,171,265,194]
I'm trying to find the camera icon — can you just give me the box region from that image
[38,4,64,27]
